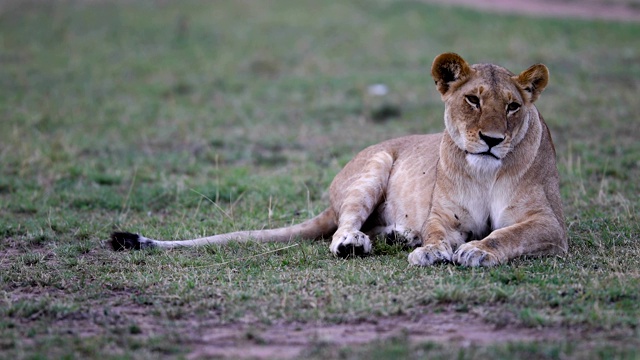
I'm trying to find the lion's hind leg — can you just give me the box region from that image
[330,151,395,258]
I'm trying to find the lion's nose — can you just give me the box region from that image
[479,132,504,148]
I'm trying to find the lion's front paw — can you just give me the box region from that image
[453,241,501,267]
[330,230,372,258]
[407,243,452,266]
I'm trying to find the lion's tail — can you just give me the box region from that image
[110,208,338,250]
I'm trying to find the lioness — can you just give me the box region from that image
[111,53,567,267]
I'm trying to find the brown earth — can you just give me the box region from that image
[187,311,569,359]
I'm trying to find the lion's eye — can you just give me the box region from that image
[507,102,521,113]
[465,95,480,108]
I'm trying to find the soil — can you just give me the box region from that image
[187,311,568,359]
[22,299,570,359]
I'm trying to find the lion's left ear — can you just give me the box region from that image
[514,64,549,103]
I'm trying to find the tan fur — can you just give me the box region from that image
[118,53,567,267]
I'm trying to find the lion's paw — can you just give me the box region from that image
[330,230,372,258]
[397,229,422,249]
[375,227,422,249]
[407,243,452,266]
[453,241,501,267]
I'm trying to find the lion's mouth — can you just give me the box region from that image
[465,150,500,160]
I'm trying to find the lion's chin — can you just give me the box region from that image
[465,152,503,173]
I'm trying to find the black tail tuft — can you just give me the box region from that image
[111,232,142,251]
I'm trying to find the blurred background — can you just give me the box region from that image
[1,0,637,227]
[0,1,639,357]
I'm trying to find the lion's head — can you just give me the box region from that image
[431,53,549,170]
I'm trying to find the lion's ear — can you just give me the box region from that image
[514,64,549,103]
[431,53,472,96]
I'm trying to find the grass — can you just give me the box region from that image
[1,0,639,358]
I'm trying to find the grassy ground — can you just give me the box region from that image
[1,0,639,358]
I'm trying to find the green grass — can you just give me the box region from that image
[1,0,639,358]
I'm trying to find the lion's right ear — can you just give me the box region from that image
[431,53,472,96]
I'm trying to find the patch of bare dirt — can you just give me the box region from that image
[423,0,640,22]
[187,312,568,359]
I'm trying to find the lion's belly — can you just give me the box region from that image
[375,150,439,234]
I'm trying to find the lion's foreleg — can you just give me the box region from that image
[407,209,465,266]
[329,151,394,257]
[453,215,567,267]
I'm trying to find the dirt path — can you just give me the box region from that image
[188,311,568,359]
[423,0,640,22]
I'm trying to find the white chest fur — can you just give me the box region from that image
[456,170,516,239]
